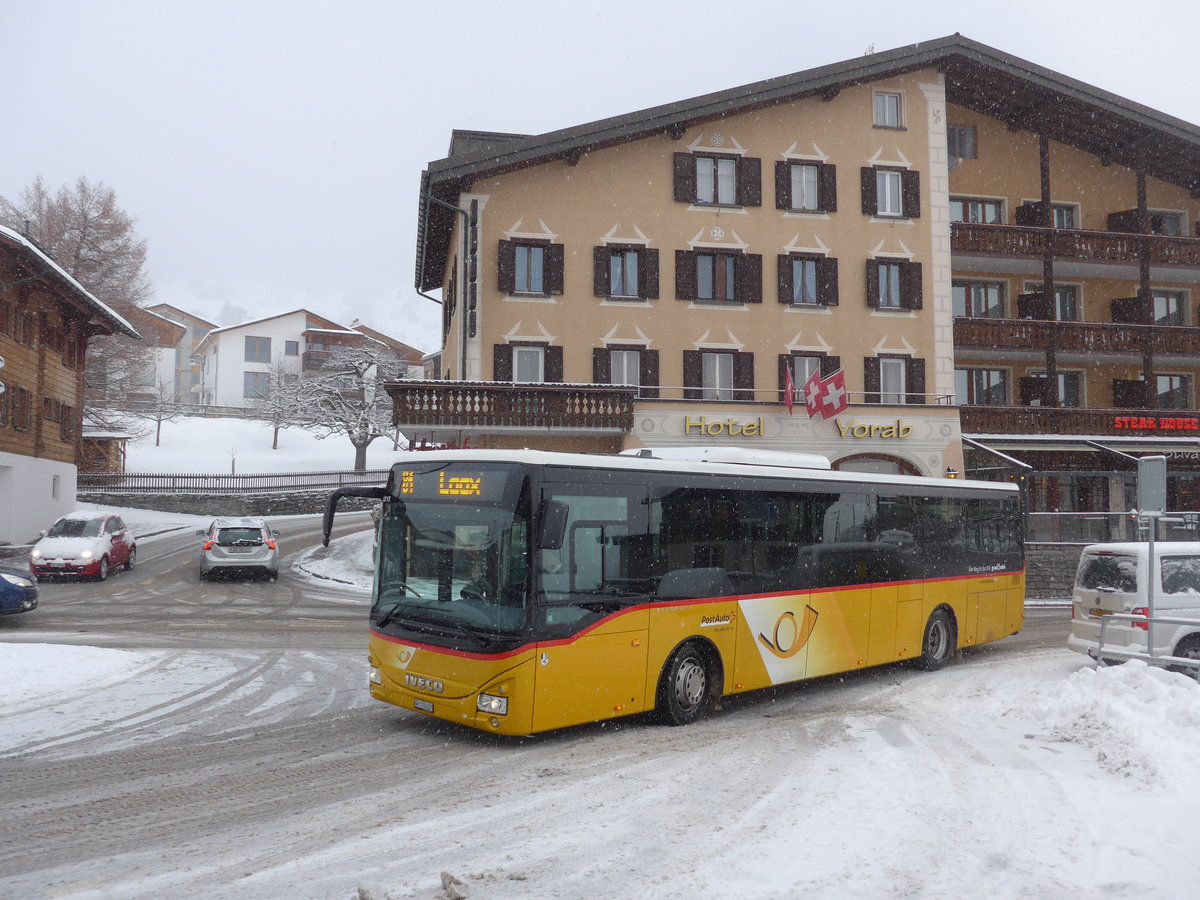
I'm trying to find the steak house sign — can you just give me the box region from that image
[683,415,913,439]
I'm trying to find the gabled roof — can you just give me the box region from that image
[416,33,1200,291]
[0,223,140,338]
[194,308,347,353]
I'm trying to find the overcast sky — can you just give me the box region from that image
[4,0,1196,355]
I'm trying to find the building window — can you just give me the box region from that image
[1149,211,1184,236]
[865,356,924,405]
[244,336,271,363]
[861,167,920,218]
[1025,371,1082,408]
[192,324,208,341]
[675,250,762,304]
[497,240,564,296]
[1158,374,1190,410]
[593,245,659,300]
[1153,290,1186,326]
[947,125,978,159]
[493,344,563,383]
[950,197,1001,224]
[774,162,837,213]
[672,153,762,207]
[243,371,270,398]
[1052,204,1077,229]
[593,347,659,398]
[1024,281,1079,321]
[702,352,734,400]
[868,259,922,310]
[953,280,1005,318]
[955,368,1007,405]
[874,92,902,128]
[779,353,839,403]
[285,340,299,356]
[683,350,754,400]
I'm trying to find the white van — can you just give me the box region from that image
[1068,542,1200,666]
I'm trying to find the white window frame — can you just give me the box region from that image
[513,345,545,383]
[877,261,903,308]
[609,249,639,298]
[514,244,545,293]
[696,156,737,205]
[874,92,902,128]
[876,169,903,217]
[701,352,734,401]
[879,358,906,405]
[790,163,819,212]
[610,349,641,388]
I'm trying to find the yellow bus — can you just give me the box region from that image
[324,448,1024,736]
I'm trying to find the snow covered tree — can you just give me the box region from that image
[249,356,306,451]
[0,176,155,429]
[293,345,408,471]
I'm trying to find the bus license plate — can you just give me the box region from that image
[413,698,434,713]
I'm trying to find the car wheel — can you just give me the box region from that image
[125,546,136,570]
[656,641,711,726]
[1171,635,1200,680]
[96,556,109,582]
[916,608,955,671]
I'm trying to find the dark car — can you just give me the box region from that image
[30,512,137,581]
[0,562,38,615]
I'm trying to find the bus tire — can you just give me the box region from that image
[657,641,710,726]
[916,608,955,671]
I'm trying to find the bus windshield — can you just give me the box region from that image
[372,468,530,644]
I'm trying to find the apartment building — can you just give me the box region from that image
[401,35,1200,527]
[0,224,140,542]
[145,303,216,400]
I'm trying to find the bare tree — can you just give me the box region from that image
[138,378,185,447]
[249,356,306,450]
[294,345,407,472]
[0,176,155,429]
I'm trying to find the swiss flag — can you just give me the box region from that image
[802,369,823,419]
[783,365,796,415]
[815,369,849,419]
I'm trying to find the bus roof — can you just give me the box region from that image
[390,448,1019,494]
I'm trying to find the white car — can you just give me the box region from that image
[198,517,280,581]
[1067,542,1200,668]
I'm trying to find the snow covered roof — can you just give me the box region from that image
[0,223,140,339]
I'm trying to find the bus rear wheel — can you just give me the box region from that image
[916,608,955,671]
[657,641,710,726]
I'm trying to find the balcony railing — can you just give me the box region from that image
[960,405,1200,435]
[384,381,637,432]
[954,317,1200,357]
[951,222,1200,267]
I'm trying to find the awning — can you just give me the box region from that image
[964,433,1200,467]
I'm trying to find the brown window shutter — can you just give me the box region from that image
[902,261,923,310]
[733,352,755,401]
[774,161,791,210]
[1019,376,1052,406]
[736,254,762,303]
[865,259,881,308]
[639,248,660,299]
[682,350,702,399]
[673,153,696,202]
[905,358,926,404]
[738,157,762,207]
[818,163,838,213]
[864,358,881,404]
[544,346,564,383]
[1015,201,1047,227]
[493,344,513,381]
[640,350,660,398]
[675,250,697,300]
[1112,379,1151,409]
[777,254,793,303]
[821,355,841,377]
[901,170,921,218]
[818,257,839,306]
[497,240,516,294]
[592,347,610,383]
[593,246,610,296]
[544,244,565,294]
[860,167,877,215]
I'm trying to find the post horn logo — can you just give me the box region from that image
[757,606,819,659]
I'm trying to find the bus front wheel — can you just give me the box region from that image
[657,641,710,726]
[916,609,955,671]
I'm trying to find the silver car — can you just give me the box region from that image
[199,517,280,581]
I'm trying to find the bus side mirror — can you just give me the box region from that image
[537,500,569,551]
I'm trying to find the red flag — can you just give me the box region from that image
[802,369,822,419]
[816,369,848,419]
[783,365,795,415]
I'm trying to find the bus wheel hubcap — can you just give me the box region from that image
[675,658,705,710]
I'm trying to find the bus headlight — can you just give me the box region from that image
[369,666,381,685]
[477,693,508,715]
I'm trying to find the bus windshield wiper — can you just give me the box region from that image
[390,614,495,650]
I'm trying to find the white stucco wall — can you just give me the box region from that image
[0,452,78,546]
[199,312,310,408]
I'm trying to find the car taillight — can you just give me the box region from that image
[203,540,214,550]
[1131,607,1149,630]
[266,540,276,550]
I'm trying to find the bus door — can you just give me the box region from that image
[531,485,651,731]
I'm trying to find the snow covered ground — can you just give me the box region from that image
[3,420,1198,897]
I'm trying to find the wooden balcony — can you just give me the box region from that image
[954,317,1200,358]
[384,380,636,434]
[961,405,1200,436]
[951,222,1200,267]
